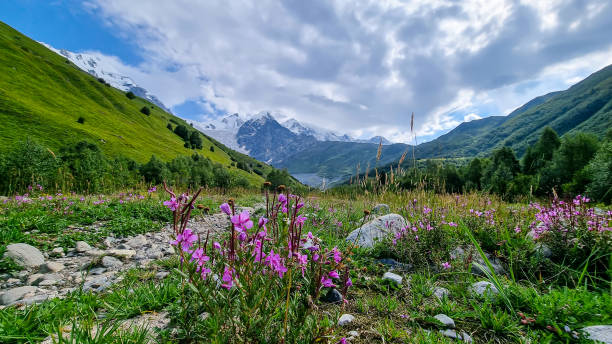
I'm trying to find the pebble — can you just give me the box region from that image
[469,281,499,297]
[42,262,65,273]
[382,271,403,285]
[4,243,45,268]
[338,314,355,326]
[433,287,450,300]
[0,286,37,305]
[434,314,455,328]
[101,256,123,268]
[75,241,92,253]
[320,288,343,303]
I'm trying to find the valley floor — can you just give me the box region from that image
[0,189,610,343]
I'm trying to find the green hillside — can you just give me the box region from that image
[0,21,268,185]
[418,65,612,158]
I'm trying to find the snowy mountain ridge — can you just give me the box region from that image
[41,42,172,113]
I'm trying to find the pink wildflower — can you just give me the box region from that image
[442,262,451,270]
[220,203,231,215]
[163,197,179,211]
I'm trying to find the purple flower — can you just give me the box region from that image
[220,203,231,215]
[278,193,287,204]
[264,249,288,278]
[258,217,268,228]
[221,266,234,289]
[442,262,451,270]
[171,228,197,252]
[320,276,335,288]
[328,270,340,279]
[336,338,347,344]
[295,215,307,227]
[346,277,353,288]
[331,247,342,264]
[164,197,179,211]
[231,210,253,231]
[213,241,222,251]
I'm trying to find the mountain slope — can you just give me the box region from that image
[0,21,268,185]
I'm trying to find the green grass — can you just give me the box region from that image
[0,189,610,343]
[0,21,268,186]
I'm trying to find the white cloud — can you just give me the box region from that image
[81,0,612,142]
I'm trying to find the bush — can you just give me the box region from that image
[166,123,173,131]
[209,146,214,152]
[174,125,189,141]
[140,106,151,116]
[126,91,136,99]
[140,155,169,184]
[189,131,203,149]
[77,116,85,124]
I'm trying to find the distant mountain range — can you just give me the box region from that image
[197,65,612,188]
[41,43,173,114]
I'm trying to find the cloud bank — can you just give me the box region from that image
[82,0,612,142]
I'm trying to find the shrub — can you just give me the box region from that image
[166,123,173,131]
[209,146,214,152]
[126,91,136,99]
[140,106,151,116]
[77,116,85,124]
[189,131,203,149]
[174,125,189,141]
[97,77,105,84]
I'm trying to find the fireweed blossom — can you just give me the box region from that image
[171,228,197,252]
[331,247,342,264]
[232,210,253,231]
[221,266,235,289]
[163,197,179,211]
[442,262,451,270]
[220,203,231,215]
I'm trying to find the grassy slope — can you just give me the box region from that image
[0,21,267,185]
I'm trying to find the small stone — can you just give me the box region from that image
[106,249,136,259]
[377,258,413,272]
[372,204,390,214]
[433,287,450,300]
[125,235,147,248]
[460,331,473,343]
[83,276,111,293]
[27,274,45,285]
[101,256,123,268]
[338,314,355,326]
[75,241,92,253]
[41,262,64,273]
[440,329,459,340]
[38,279,58,286]
[347,330,359,338]
[89,267,106,275]
[199,312,210,321]
[155,271,169,279]
[470,281,499,297]
[535,243,552,258]
[434,314,455,328]
[50,247,65,257]
[582,325,612,344]
[320,288,343,303]
[0,286,37,305]
[21,294,50,305]
[382,271,403,285]
[4,243,45,268]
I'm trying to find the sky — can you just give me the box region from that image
[2,0,612,143]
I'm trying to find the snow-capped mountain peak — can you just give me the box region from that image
[41,42,172,113]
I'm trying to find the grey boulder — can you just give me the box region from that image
[4,243,45,269]
[346,214,407,248]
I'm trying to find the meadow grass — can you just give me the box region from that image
[0,187,609,343]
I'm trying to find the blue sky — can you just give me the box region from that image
[2,0,612,143]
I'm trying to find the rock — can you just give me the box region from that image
[75,241,92,253]
[89,267,106,275]
[440,329,473,343]
[21,294,50,305]
[83,276,112,293]
[106,249,136,259]
[155,271,169,279]
[450,246,505,276]
[377,258,413,272]
[27,274,45,285]
[535,243,552,258]
[582,325,612,344]
[372,204,390,214]
[0,286,37,305]
[30,273,61,286]
[348,330,359,339]
[125,235,147,248]
[338,314,355,326]
[470,255,505,276]
[4,243,45,268]
[50,247,65,257]
[433,287,450,300]
[41,262,64,273]
[101,256,123,268]
[434,314,455,328]
[470,281,499,297]
[320,288,343,303]
[346,214,408,248]
[382,271,403,285]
